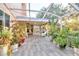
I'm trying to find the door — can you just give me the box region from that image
[27,24,33,35]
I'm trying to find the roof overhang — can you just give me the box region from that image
[15,16,49,22]
[12,16,49,25]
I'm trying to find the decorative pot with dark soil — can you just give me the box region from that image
[53,27,69,49]
[59,44,66,49]
[55,36,67,49]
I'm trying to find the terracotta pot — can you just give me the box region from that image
[20,37,25,43]
[21,38,25,43]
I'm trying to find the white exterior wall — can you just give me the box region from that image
[0,3,16,27]
[33,25,41,35]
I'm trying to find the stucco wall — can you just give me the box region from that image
[0,3,16,27]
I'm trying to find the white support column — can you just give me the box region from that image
[58,18,63,30]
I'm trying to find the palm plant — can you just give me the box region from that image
[54,27,69,48]
[0,27,13,45]
[0,26,13,56]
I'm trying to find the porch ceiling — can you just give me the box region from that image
[11,16,49,25]
[14,21,48,26]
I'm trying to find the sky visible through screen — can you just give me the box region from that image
[30,3,50,17]
[30,3,68,18]
[8,3,68,18]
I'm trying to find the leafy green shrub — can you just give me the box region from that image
[49,22,59,41]
[55,36,67,46]
[71,37,79,48]
[54,27,69,47]
[0,27,13,45]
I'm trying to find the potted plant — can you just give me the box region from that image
[12,23,26,47]
[18,31,26,47]
[54,27,69,49]
[55,36,67,49]
[0,27,13,56]
[11,31,19,53]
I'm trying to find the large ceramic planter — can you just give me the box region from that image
[0,45,8,56]
[12,44,18,53]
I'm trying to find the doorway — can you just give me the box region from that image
[27,24,33,35]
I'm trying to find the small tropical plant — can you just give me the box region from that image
[53,27,69,48]
[55,36,67,48]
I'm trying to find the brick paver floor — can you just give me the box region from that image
[13,35,75,56]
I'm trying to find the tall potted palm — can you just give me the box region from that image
[0,27,13,56]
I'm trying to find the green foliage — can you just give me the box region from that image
[50,20,69,48]
[54,27,69,46]
[11,32,18,45]
[1,27,12,39]
[71,37,79,48]
[49,22,58,35]
[36,3,68,21]
[36,7,47,18]
[68,31,79,48]
[49,22,59,42]
[55,36,67,46]
[0,27,13,45]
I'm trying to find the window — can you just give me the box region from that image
[0,10,3,27]
[0,10,3,16]
[75,3,79,7]
[5,13,10,27]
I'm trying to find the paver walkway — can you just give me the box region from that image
[13,35,75,56]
